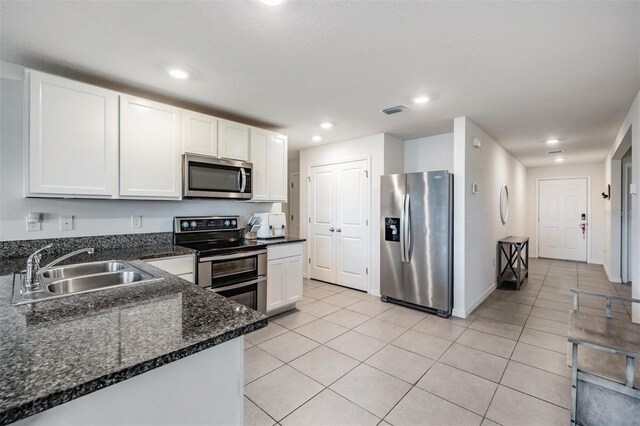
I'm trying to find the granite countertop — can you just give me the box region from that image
[0,247,267,425]
[256,236,306,246]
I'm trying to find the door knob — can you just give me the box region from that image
[336,228,342,232]
[329,227,335,232]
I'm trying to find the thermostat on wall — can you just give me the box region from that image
[631,183,638,195]
[472,137,482,148]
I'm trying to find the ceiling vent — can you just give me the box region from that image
[547,149,564,154]
[381,105,409,115]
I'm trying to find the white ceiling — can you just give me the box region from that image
[1,1,638,167]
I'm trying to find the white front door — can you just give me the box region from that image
[539,178,588,261]
[309,159,370,290]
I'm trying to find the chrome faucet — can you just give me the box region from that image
[23,245,94,293]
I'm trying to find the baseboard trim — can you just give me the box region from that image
[368,289,381,298]
[603,264,622,283]
[462,282,497,318]
[452,308,466,318]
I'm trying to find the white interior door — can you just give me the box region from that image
[622,161,633,283]
[538,178,588,261]
[289,173,300,237]
[336,160,369,291]
[309,164,337,283]
[309,159,370,290]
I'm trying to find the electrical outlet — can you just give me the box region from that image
[60,215,73,231]
[131,215,142,228]
[26,219,41,232]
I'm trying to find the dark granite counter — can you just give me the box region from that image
[0,249,267,425]
[256,237,306,246]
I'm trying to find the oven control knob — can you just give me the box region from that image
[224,220,230,227]
[181,222,189,229]
[190,221,197,228]
[231,220,237,226]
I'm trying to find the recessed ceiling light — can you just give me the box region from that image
[546,138,560,145]
[555,158,564,163]
[320,122,333,129]
[312,135,322,142]
[261,0,284,5]
[168,68,189,79]
[413,96,430,104]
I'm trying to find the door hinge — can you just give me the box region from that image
[308,217,311,223]
[308,177,311,183]
[364,170,369,178]
[308,258,311,264]
[366,267,368,274]
[291,182,294,188]
[291,215,294,221]
[366,219,369,226]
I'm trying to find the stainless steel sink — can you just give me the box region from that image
[41,261,128,279]
[48,271,149,294]
[12,260,163,305]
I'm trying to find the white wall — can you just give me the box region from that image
[605,89,639,322]
[404,133,454,173]
[0,66,278,242]
[526,163,605,264]
[299,133,403,295]
[454,117,527,317]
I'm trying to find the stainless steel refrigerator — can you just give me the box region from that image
[380,170,453,317]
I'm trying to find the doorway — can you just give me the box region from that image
[538,177,588,262]
[622,149,633,283]
[308,158,370,291]
[288,172,300,237]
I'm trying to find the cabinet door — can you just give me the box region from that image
[268,133,288,202]
[218,119,249,161]
[28,70,118,197]
[285,255,303,304]
[119,96,181,199]
[182,110,218,156]
[249,128,269,201]
[267,259,286,312]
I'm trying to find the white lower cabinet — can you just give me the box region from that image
[266,243,303,313]
[145,255,195,283]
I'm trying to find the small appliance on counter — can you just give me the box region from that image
[253,213,286,239]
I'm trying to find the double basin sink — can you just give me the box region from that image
[12,260,163,305]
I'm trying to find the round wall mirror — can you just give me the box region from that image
[500,185,509,224]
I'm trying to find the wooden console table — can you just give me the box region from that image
[496,236,529,290]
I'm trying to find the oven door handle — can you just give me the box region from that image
[200,249,267,262]
[209,276,267,293]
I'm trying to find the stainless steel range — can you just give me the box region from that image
[174,216,267,313]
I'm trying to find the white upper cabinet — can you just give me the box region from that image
[249,128,269,201]
[249,128,288,202]
[119,95,181,199]
[27,70,118,197]
[182,110,218,156]
[218,119,249,161]
[268,133,287,202]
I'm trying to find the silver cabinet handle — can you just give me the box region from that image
[329,227,335,232]
[336,228,342,232]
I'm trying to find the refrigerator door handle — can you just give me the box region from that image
[400,194,406,263]
[405,194,412,262]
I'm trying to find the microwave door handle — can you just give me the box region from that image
[240,168,247,192]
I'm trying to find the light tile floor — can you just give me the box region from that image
[244,258,634,425]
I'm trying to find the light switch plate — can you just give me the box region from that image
[131,215,142,228]
[60,215,73,231]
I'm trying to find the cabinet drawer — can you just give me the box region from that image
[146,256,195,275]
[267,243,303,260]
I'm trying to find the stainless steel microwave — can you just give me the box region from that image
[183,154,253,199]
